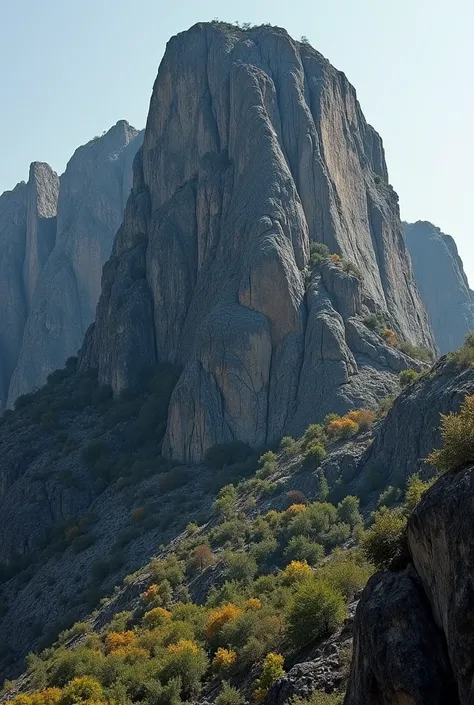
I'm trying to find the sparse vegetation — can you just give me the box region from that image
[427,394,474,473]
[399,369,421,388]
[447,332,474,367]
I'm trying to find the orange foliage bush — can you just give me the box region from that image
[188,544,214,572]
[330,253,341,263]
[105,630,136,654]
[286,504,307,514]
[206,603,242,640]
[141,583,160,603]
[326,417,359,439]
[383,328,398,347]
[347,409,376,431]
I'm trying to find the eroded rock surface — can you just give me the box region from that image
[82,22,434,462]
[405,221,474,353]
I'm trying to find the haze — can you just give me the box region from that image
[1,0,472,280]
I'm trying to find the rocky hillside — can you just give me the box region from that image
[1,326,473,705]
[405,220,474,353]
[80,21,434,464]
[0,121,143,412]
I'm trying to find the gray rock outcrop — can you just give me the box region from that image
[354,359,474,488]
[81,22,434,463]
[0,122,142,411]
[405,221,474,353]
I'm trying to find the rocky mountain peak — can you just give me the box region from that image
[0,124,143,412]
[81,21,434,463]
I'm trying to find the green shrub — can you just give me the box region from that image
[399,343,433,363]
[256,451,277,479]
[286,579,346,647]
[341,260,362,279]
[427,394,474,473]
[399,369,421,388]
[302,424,325,448]
[377,485,402,508]
[303,442,327,470]
[363,313,386,336]
[284,536,324,566]
[309,242,330,266]
[447,332,474,367]
[404,473,433,513]
[213,485,238,521]
[160,641,208,698]
[280,436,298,455]
[205,441,253,470]
[361,507,407,569]
[314,553,372,599]
[224,552,257,584]
[336,496,362,530]
[216,682,245,705]
[314,469,329,501]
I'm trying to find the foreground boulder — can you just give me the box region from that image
[346,464,474,704]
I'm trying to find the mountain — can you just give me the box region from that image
[404,220,474,353]
[3,21,472,704]
[80,21,434,465]
[0,122,143,412]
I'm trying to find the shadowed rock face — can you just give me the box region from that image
[405,221,474,353]
[81,22,433,463]
[344,566,459,705]
[346,464,474,705]
[0,122,143,411]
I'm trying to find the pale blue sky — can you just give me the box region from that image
[1,0,473,280]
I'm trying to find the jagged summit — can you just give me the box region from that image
[81,21,434,463]
[0,123,143,411]
[404,220,474,353]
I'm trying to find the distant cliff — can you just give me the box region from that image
[0,122,143,411]
[81,21,434,463]
[405,220,474,353]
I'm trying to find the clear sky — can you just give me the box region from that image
[1,0,473,280]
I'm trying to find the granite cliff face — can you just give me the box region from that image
[81,22,433,463]
[405,220,474,353]
[0,122,142,411]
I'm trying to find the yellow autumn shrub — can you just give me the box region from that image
[206,604,242,640]
[212,647,238,672]
[142,606,172,629]
[282,560,313,584]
